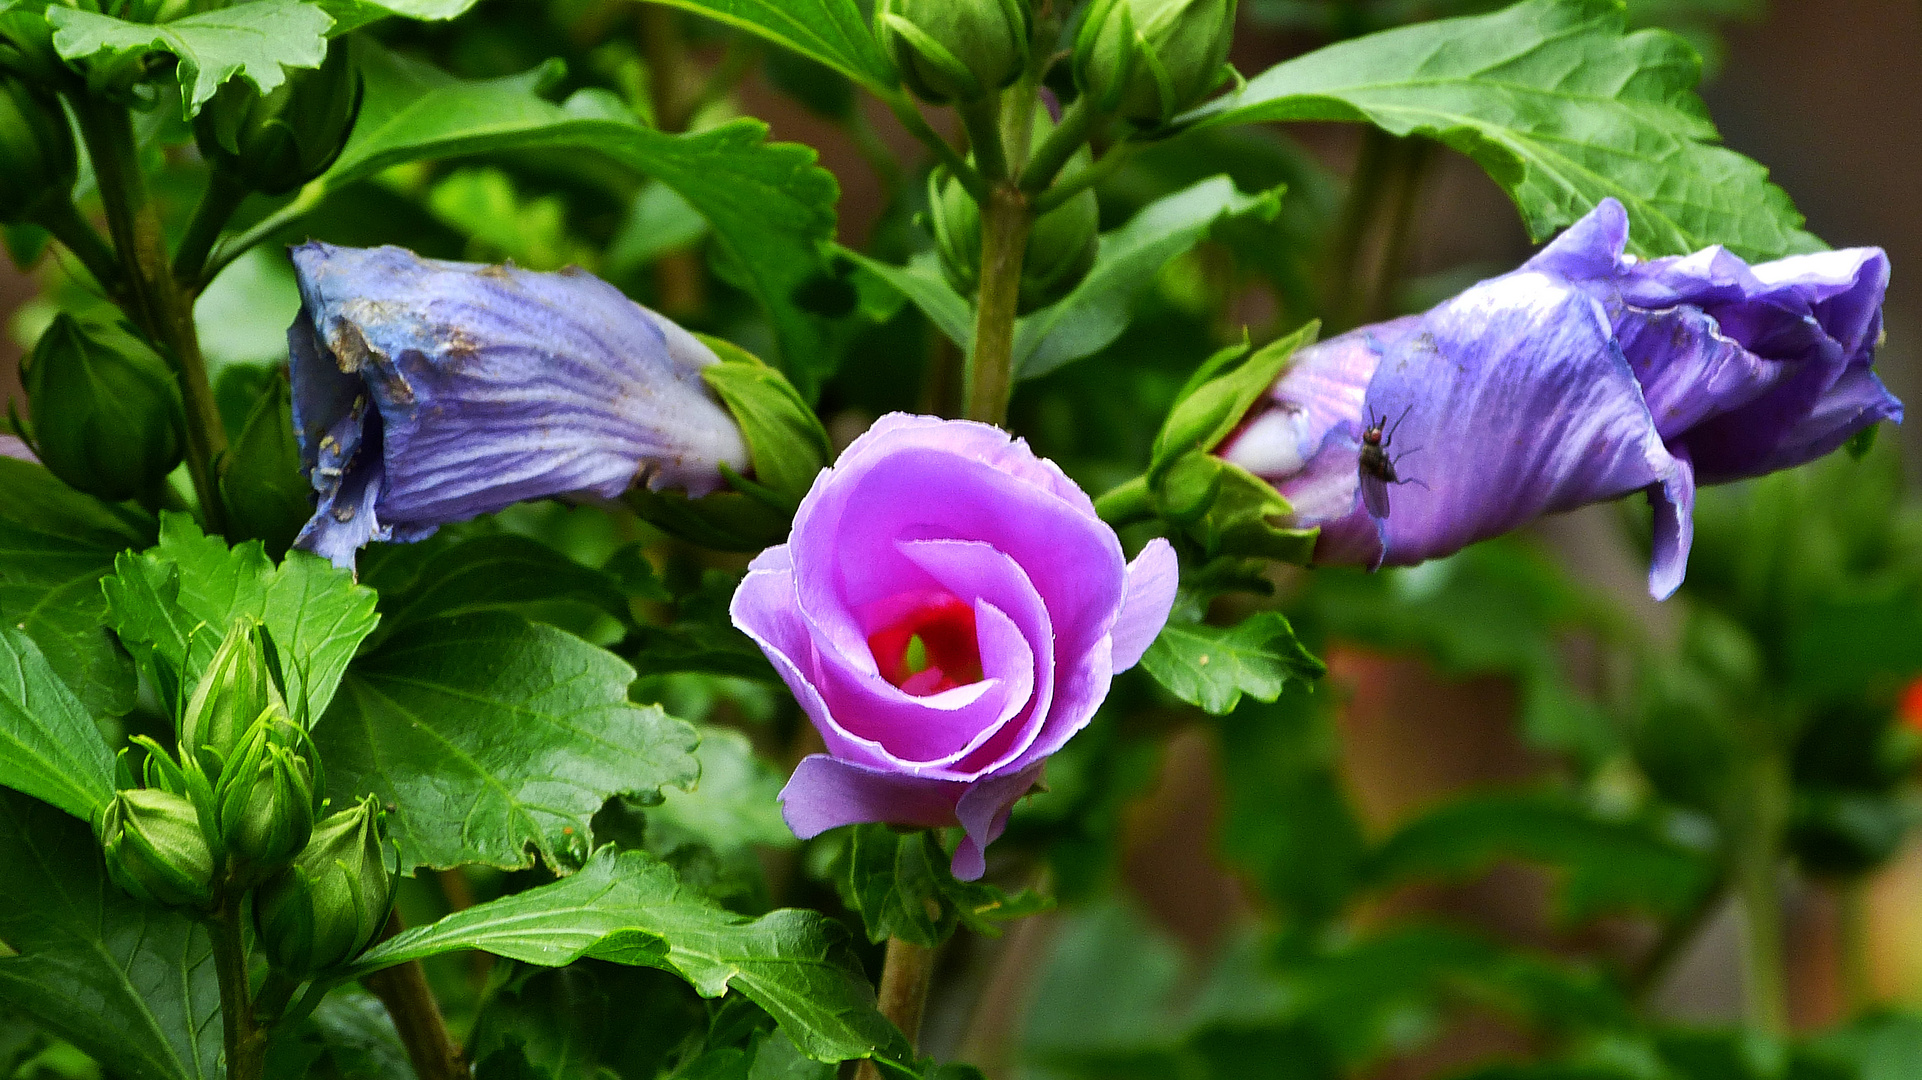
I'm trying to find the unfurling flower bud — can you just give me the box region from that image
[0,72,76,225]
[221,368,315,557]
[288,244,750,569]
[194,42,361,196]
[180,619,285,775]
[875,0,1030,104]
[1074,0,1237,125]
[927,109,1099,313]
[98,789,216,908]
[215,714,316,873]
[20,314,182,501]
[254,794,396,975]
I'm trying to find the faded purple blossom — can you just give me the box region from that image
[287,243,749,568]
[731,414,1178,879]
[1218,199,1899,599]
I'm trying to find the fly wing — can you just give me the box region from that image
[1360,472,1391,519]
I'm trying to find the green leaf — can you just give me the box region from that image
[356,533,631,647]
[1013,178,1280,380]
[0,459,154,550]
[46,0,333,117]
[838,250,974,351]
[101,514,379,725]
[836,825,1052,948]
[314,0,482,33]
[0,629,114,822]
[633,0,896,92]
[351,846,906,1065]
[316,44,842,395]
[647,726,796,858]
[0,520,137,721]
[1185,0,1819,261]
[317,613,699,873]
[1139,612,1325,715]
[1369,792,1716,924]
[1801,1011,1922,1080]
[0,790,221,1080]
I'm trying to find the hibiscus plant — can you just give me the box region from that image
[0,2,1916,1080]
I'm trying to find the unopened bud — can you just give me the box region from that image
[875,0,1030,105]
[20,314,182,501]
[1074,0,1237,125]
[254,794,395,974]
[928,108,1098,313]
[0,73,75,225]
[215,713,315,873]
[180,619,285,775]
[98,788,216,908]
[195,42,361,196]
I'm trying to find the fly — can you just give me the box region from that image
[1357,404,1425,519]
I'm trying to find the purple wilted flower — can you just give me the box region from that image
[1218,199,1899,599]
[731,414,1178,879]
[287,244,749,568]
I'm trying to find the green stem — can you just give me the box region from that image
[881,91,983,198]
[173,171,250,287]
[202,182,327,286]
[1031,140,1137,215]
[32,199,120,292]
[958,93,1009,183]
[964,182,1032,426]
[69,95,228,532]
[1729,739,1791,1036]
[1094,474,1153,525]
[362,910,467,1080]
[1019,97,1096,194]
[208,895,267,1080]
[852,938,937,1080]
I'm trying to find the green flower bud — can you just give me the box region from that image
[98,788,216,908]
[0,12,72,91]
[254,795,395,975]
[194,42,361,196]
[1074,0,1237,125]
[215,713,315,874]
[927,110,1098,313]
[875,0,1030,104]
[0,74,74,226]
[20,314,183,501]
[220,368,313,557]
[180,618,285,775]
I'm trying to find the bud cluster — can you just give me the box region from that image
[93,617,395,975]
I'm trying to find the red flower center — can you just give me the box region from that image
[868,593,983,696]
[1901,676,1922,736]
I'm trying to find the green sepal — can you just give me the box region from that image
[96,788,217,909]
[1103,321,1321,563]
[1149,320,1317,480]
[834,824,1054,948]
[1159,453,1319,563]
[696,334,831,507]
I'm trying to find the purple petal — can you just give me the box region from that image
[1109,538,1178,672]
[778,755,963,839]
[949,762,1044,880]
[1359,273,1682,567]
[1648,447,1696,601]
